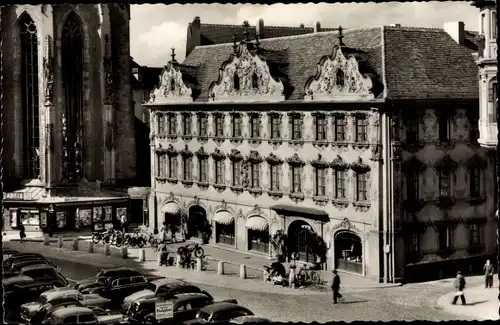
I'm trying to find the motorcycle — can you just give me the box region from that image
[177,242,204,258]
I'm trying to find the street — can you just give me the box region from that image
[52,257,475,322]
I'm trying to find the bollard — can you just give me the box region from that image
[121,246,128,259]
[239,264,247,279]
[57,236,63,249]
[196,258,202,272]
[157,252,162,266]
[138,249,146,262]
[217,261,224,275]
[176,255,181,268]
[88,241,94,253]
[104,244,111,256]
[72,239,79,251]
[263,270,268,282]
[43,234,50,246]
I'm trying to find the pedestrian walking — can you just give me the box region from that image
[483,259,494,288]
[120,214,128,233]
[19,224,26,243]
[451,271,467,305]
[331,269,343,304]
[288,264,296,288]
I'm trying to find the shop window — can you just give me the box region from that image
[182,114,192,136]
[334,170,346,199]
[10,210,18,228]
[315,167,326,196]
[76,209,92,228]
[56,212,67,228]
[334,116,346,141]
[232,161,242,186]
[469,223,481,246]
[232,114,242,137]
[216,222,235,246]
[215,160,224,185]
[250,115,260,138]
[315,114,327,141]
[270,115,281,139]
[356,172,368,201]
[198,114,208,137]
[334,231,362,274]
[198,158,208,183]
[470,167,481,198]
[438,226,453,250]
[270,164,280,191]
[355,117,367,142]
[20,210,39,226]
[103,207,112,222]
[248,229,269,253]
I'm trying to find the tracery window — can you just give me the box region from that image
[19,14,40,179]
[61,13,84,180]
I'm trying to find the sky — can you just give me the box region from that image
[130,2,479,67]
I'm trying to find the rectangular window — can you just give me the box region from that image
[438,116,450,142]
[142,110,150,125]
[409,232,420,253]
[334,116,346,141]
[469,223,480,246]
[250,116,260,138]
[488,82,497,123]
[270,116,281,139]
[270,164,280,191]
[334,170,346,199]
[291,166,301,193]
[316,115,327,141]
[182,114,191,136]
[315,167,326,196]
[438,227,453,250]
[157,154,166,177]
[198,115,208,137]
[215,116,224,137]
[199,158,208,182]
[356,172,368,201]
[183,157,192,180]
[356,117,367,142]
[215,160,224,184]
[143,91,149,103]
[232,114,242,137]
[492,11,497,39]
[481,13,485,34]
[251,163,260,188]
[232,161,242,186]
[158,115,165,134]
[168,114,177,135]
[439,170,450,197]
[406,171,419,201]
[291,116,302,140]
[406,117,419,143]
[470,167,481,197]
[168,156,177,179]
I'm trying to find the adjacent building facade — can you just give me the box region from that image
[1,4,138,233]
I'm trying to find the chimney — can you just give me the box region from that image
[186,16,201,58]
[256,18,264,38]
[315,21,321,33]
[300,23,304,28]
[388,24,401,27]
[443,21,465,45]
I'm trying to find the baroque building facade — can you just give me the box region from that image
[145,21,494,283]
[1,4,138,233]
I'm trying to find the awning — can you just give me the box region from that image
[245,216,269,231]
[162,202,181,215]
[212,210,235,225]
[271,204,329,223]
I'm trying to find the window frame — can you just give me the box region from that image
[355,117,367,142]
[215,160,224,185]
[439,170,451,197]
[250,162,261,188]
[168,156,177,179]
[250,115,260,138]
[198,114,208,137]
[168,114,177,136]
[438,115,450,142]
[315,115,327,141]
[334,116,346,141]
[291,116,302,140]
[406,116,419,143]
[356,172,368,201]
[270,164,280,191]
[270,116,281,139]
[158,115,165,134]
[157,154,166,177]
[232,161,242,186]
[406,170,419,202]
[182,156,192,181]
[291,166,302,193]
[198,158,208,183]
[215,115,224,137]
[315,167,327,196]
[470,167,481,198]
[182,114,191,136]
[334,169,346,199]
[469,223,481,246]
[232,114,242,138]
[438,226,453,250]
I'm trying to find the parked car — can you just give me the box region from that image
[122,279,194,313]
[4,281,56,321]
[184,303,254,324]
[3,253,59,270]
[4,258,53,278]
[39,306,124,325]
[21,298,83,324]
[3,249,19,260]
[21,287,111,321]
[84,275,158,304]
[126,293,238,324]
[228,316,271,324]
[3,275,35,292]
[15,264,69,287]
[75,268,163,292]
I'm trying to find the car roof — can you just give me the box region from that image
[14,281,54,289]
[2,275,34,286]
[101,267,137,274]
[199,302,245,313]
[229,316,270,323]
[151,278,186,286]
[50,306,94,318]
[21,264,55,271]
[13,259,48,266]
[42,288,79,300]
[173,292,210,302]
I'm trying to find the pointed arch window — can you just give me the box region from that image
[234,74,240,91]
[61,13,84,180]
[19,14,40,179]
[336,69,345,87]
[252,72,258,89]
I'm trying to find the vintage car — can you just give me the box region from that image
[3,253,59,271]
[228,316,271,324]
[4,281,56,321]
[126,293,238,324]
[39,306,124,325]
[3,249,19,261]
[84,275,162,304]
[121,279,193,313]
[21,298,83,324]
[184,303,254,325]
[14,264,69,287]
[3,275,35,291]
[21,287,111,321]
[74,268,163,292]
[4,258,54,278]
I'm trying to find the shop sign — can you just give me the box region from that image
[155,301,173,320]
[5,192,24,200]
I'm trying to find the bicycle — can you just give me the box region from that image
[177,242,204,258]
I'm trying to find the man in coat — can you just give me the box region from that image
[451,271,466,305]
[331,269,343,304]
[483,259,494,288]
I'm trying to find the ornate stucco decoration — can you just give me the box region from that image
[286,153,305,166]
[266,153,283,165]
[166,144,178,157]
[246,204,264,219]
[331,218,363,236]
[465,154,488,170]
[350,157,370,172]
[208,42,285,103]
[247,150,263,163]
[180,144,193,158]
[228,149,244,161]
[310,154,330,168]
[211,148,226,160]
[43,35,54,106]
[195,146,209,158]
[434,154,458,171]
[304,45,375,101]
[149,52,193,105]
[330,155,348,170]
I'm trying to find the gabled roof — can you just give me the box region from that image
[181,26,478,102]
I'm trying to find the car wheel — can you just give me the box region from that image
[144,314,158,324]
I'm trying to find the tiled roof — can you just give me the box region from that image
[182,26,479,102]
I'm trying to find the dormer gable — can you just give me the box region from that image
[148,48,193,105]
[208,22,285,103]
[304,38,375,101]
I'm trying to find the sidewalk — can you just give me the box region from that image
[437,286,500,320]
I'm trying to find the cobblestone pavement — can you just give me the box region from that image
[4,241,479,322]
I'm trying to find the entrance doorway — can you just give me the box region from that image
[187,206,210,242]
[130,199,144,224]
[334,230,362,274]
[288,220,315,263]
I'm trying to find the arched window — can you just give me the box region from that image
[19,14,40,179]
[336,69,345,87]
[252,72,258,89]
[233,74,240,91]
[62,13,84,180]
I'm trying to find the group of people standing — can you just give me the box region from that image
[452,259,496,306]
